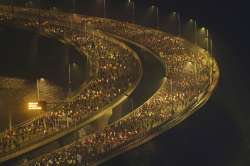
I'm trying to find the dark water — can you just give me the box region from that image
[0,26,87,131]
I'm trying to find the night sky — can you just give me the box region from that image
[1,0,250,165]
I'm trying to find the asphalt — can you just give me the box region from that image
[109,37,165,123]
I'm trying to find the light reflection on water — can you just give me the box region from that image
[0,76,67,131]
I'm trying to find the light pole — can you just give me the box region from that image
[210,38,214,84]
[210,38,213,56]
[37,79,40,101]
[200,27,213,84]
[173,12,182,36]
[189,19,197,44]
[103,0,106,18]
[73,0,76,13]
[9,110,12,130]
[199,27,209,51]
[128,0,135,23]
[156,7,159,29]
[150,5,159,29]
[206,29,209,51]
[178,13,181,36]
[68,63,72,94]
[68,62,78,94]
[37,77,44,101]
[194,20,198,45]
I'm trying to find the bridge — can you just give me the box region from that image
[0,4,219,166]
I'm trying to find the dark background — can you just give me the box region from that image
[1,0,250,165]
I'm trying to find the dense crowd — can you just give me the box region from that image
[0,6,141,157]
[20,12,216,166]
[0,5,217,166]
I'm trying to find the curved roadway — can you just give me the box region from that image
[109,37,165,123]
[4,30,165,166]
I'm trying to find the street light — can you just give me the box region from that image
[37,77,44,101]
[68,63,72,94]
[172,11,182,36]
[188,19,198,44]
[103,0,106,18]
[68,62,78,94]
[70,0,76,32]
[9,111,12,130]
[210,37,214,84]
[150,5,159,29]
[210,37,213,56]
[206,29,210,51]
[72,0,76,14]
[191,19,198,45]
[199,27,209,51]
[199,27,213,84]
[96,0,106,18]
[128,0,135,23]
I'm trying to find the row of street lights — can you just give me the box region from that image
[15,0,213,105]
[6,0,214,96]
[7,0,213,53]
[97,0,212,52]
